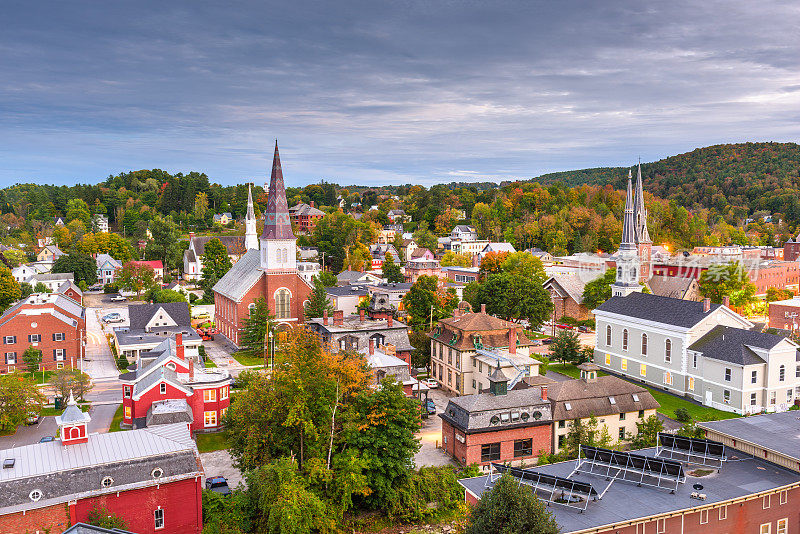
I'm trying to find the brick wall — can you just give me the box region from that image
[769,303,800,331]
[0,502,70,534]
[0,307,84,373]
[442,419,552,466]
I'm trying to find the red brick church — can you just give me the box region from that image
[213,142,313,347]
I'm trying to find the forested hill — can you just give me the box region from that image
[532,142,800,222]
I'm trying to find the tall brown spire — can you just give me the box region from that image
[620,170,636,249]
[261,141,295,240]
[633,163,651,244]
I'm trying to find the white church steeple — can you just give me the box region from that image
[612,170,643,297]
[244,184,258,251]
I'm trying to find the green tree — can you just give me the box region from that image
[464,473,559,534]
[500,252,546,281]
[51,252,98,285]
[145,215,182,270]
[86,505,127,530]
[0,373,47,431]
[34,282,49,294]
[401,275,458,327]
[550,329,581,365]
[0,265,21,311]
[194,191,210,220]
[22,346,42,374]
[628,415,664,449]
[561,415,613,458]
[19,282,33,299]
[475,272,552,326]
[698,262,757,308]
[341,378,421,507]
[237,298,276,365]
[144,288,186,303]
[51,369,93,401]
[582,268,616,309]
[117,261,156,297]
[304,277,334,318]
[2,249,27,267]
[317,271,337,287]
[200,238,232,294]
[766,287,794,302]
[440,251,471,267]
[65,198,92,226]
[381,253,404,283]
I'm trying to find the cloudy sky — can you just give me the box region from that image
[2,1,799,187]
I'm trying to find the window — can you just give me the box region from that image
[204,389,217,402]
[760,523,771,534]
[28,334,41,343]
[763,494,771,509]
[777,519,787,534]
[514,439,533,457]
[151,468,163,478]
[693,353,698,368]
[558,420,566,428]
[621,358,627,371]
[275,289,291,319]
[752,370,758,384]
[622,329,628,351]
[29,489,42,502]
[779,365,785,381]
[641,334,648,355]
[700,509,709,524]
[160,383,167,395]
[275,249,281,263]
[609,396,616,405]
[718,505,727,520]
[56,362,64,369]
[3,336,16,344]
[53,348,65,361]
[656,518,666,533]
[664,339,671,362]
[605,353,611,365]
[619,427,626,440]
[606,325,612,346]
[787,389,793,401]
[780,490,788,504]
[724,368,731,382]
[101,476,114,488]
[283,248,288,263]
[123,386,131,398]
[481,443,501,462]
[688,377,695,391]
[640,364,647,377]
[124,406,131,419]
[447,370,452,385]
[638,410,645,418]
[724,390,731,404]
[4,352,16,365]
[770,391,777,405]
[448,349,452,365]
[558,434,566,447]
[221,386,228,400]
[619,412,626,420]
[154,509,164,530]
[751,392,757,405]
[204,411,218,427]
[664,372,673,386]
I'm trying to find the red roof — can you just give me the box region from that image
[131,260,164,269]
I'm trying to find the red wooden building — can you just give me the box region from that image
[0,293,85,373]
[0,396,203,534]
[213,143,312,347]
[119,333,232,433]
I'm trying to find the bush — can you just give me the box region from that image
[189,292,199,303]
[116,355,129,370]
[674,407,692,423]
[86,505,127,530]
[103,282,120,294]
[199,345,207,361]
[385,466,464,522]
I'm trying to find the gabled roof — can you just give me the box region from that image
[95,253,122,269]
[647,276,697,300]
[128,302,191,330]
[438,310,514,332]
[291,203,325,217]
[594,292,737,329]
[542,375,659,420]
[212,248,263,302]
[688,325,789,365]
[189,235,246,256]
[543,273,589,305]
[336,270,381,284]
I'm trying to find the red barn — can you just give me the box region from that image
[119,333,232,433]
[213,143,312,347]
[0,293,85,373]
[0,396,203,534]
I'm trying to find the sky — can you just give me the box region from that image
[2,1,800,188]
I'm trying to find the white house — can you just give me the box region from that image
[96,254,122,286]
[92,215,109,233]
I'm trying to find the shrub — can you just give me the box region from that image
[103,282,120,294]
[674,407,692,423]
[86,505,127,530]
[385,466,463,522]
[189,292,199,303]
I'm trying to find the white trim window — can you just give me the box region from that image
[154,508,164,530]
[204,411,218,427]
[53,348,66,361]
[664,339,671,363]
[641,334,647,356]
[203,389,217,402]
[622,329,629,351]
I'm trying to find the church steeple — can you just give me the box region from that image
[633,163,651,244]
[259,141,297,271]
[612,170,643,297]
[244,183,258,251]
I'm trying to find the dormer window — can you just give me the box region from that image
[500,413,510,423]
[565,402,572,411]
[632,394,640,402]
[609,396,616,405]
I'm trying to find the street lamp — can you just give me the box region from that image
[268,329,275,369]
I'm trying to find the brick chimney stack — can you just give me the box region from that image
[176,333,184,360]
[481,303,486,314]
[508,327,517,354]
[541,385,548,401]
[723,296,730,307]
[359,309,365,322]
[323,310,328,326]
[333,310,344,326]
[703,298,711,313]
[387,315,393,327]
[369,338,375,355]
[189,358,194,381]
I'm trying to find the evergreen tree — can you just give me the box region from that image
[464,473,559,534]
[304,276,334,318]
[145,215,181,270]
[238,297,276,365]
[52,252,98,285]
[22,346,42,374]
[381,254,403,283]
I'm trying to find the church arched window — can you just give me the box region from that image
[275,248,281,263]
[275,289,291,319]
[283,248,288,263]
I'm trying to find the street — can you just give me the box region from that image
[414,387,456,467]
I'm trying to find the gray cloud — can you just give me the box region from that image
[1,0,799,186]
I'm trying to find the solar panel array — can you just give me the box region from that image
[581,445,685,479]
[488,463,597,511]
[657,432,726,467]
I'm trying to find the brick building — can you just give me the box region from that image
[0,293,85,373]
[212,143,313,347]
[769,296,800,333]
[0,396,203,534]
[543,273,591,321]
[288,201,325,233]
[784,232,800,261]
[119,333,232,433]
[307,310,413,364]
[439,370,552,466]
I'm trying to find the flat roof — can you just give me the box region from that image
[459,447,800,534]
[699,411,800,462]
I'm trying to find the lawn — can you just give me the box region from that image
[205,358,217,368]
[232,352,268,367]
[109,404,125,432]
[547,363,738,422]
[23,371,55,383]
[196,431,230,453]
[41,403,91,416]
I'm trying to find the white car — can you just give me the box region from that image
[424,378,439,389]
[110,294,127,302]
[103,313,124,324]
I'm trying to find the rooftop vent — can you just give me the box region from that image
[632,394,640,402]
[3,458,14,469]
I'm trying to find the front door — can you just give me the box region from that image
[704,390,713,406]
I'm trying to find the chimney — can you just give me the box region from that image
[723,296,730,308]
[454,309,461,319]
[333,310,344,326]
[508,327,517,354]
[323,310,328,326]
[359,309,365,322]
[387,315,393,327]
[541,385,548,401]
[189,232,195,240]
[369,338,375,355]
[481,303,486,314]
[703,298,711,313]
[176,333,184,360]
[189,357,194,381]
[310,201,315,208]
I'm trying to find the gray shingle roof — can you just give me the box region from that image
[544,273,588,305]
[440,389,552,433]
[128,302,191,330]
[595,292,722,328]
[212,249,262,302]
[688,325,785,365]
[647,276,697,300]
[699,411,800,462]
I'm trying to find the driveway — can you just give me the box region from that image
[201,450,245,489]
[0,417,57,448]
[414,387,456,467]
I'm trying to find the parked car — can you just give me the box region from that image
[110,294,126,302]
[541,337,553,345]
[205,476,231,496]
[425,399,436,415]
[39,436,54,443]
[578,326,592,333]
[25,412,41,425]
[424,378,438,389]
[103,313,123,323]
[193,311,211,320]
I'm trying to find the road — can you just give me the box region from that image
[414,387,456,467]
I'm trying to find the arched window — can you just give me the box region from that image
[617,267,622,278]
[641,334,648,356]
[70,427,81,439]
[275,248,281,263]
[779,365,785,381]
[665,339,671,362]
[282,248,288,263]
[606,325,612,346]
[275,289,290,319]
[622,329,628,351]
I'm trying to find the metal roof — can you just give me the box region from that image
[212,248,263,302]
[699,411,800,462]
